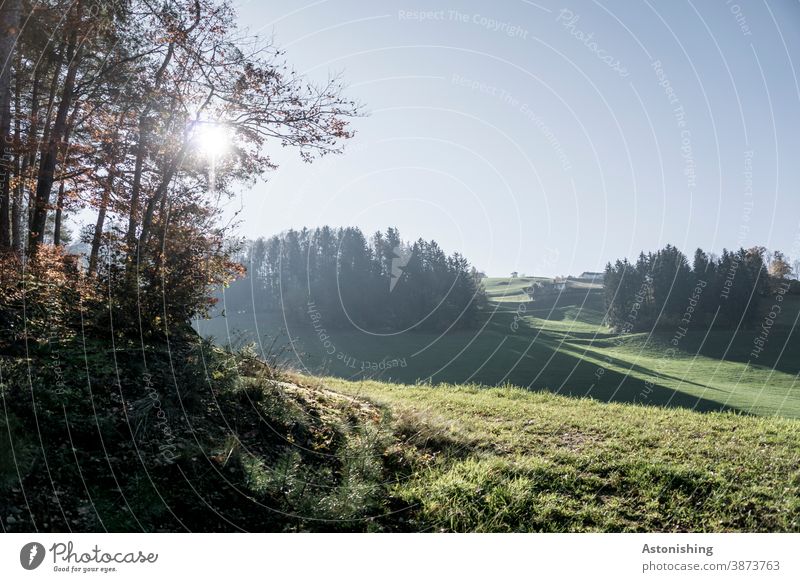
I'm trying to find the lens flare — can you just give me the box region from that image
[193,123,230,158]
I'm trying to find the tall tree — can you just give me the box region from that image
[0,0,21,249]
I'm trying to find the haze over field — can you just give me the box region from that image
[201,273,800,419]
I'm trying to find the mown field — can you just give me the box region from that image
[197,277,800,418]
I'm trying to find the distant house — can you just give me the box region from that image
[579,271,604,282]
[510,271,518,278]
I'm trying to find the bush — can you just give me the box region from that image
[0,247,98,350]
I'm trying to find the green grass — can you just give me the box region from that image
[483,276,542,302]
[197,281,800,419]
[482,276,602,302]
[0,340,396,532]
[319,376,800,532]
[4,329,798,532]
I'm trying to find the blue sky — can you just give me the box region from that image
[227,0,800,277]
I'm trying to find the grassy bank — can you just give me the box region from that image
[319,376,800,532]
[4,333,796,532]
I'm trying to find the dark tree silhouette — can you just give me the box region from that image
[223,226,486,332]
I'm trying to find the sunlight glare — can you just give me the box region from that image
[194,122,230,159]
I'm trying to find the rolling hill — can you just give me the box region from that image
[196,276,800,418]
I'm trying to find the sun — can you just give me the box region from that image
[193,122,230,159]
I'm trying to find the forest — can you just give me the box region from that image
[221,226,486,332]
[603,244,798,332]
[0,0,371,532]
[0,0,358,341]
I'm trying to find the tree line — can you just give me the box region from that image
[603,244,797,332]
[221,226,486,332]
[0,0,357,341]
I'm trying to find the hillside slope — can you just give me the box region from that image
[2,332,797,532]
[319,376,800,532]
[200,282,800,418]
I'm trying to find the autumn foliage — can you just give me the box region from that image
[0,0,357,339]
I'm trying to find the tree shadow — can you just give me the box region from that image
[675,327,800,378]
[554,342,713,392]
[198,304,752,416]
[472,330,743,415]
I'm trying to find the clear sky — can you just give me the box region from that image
[226,0,800,277]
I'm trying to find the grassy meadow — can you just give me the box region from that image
[198,276,800,419]
[4,275,798,532]
[317,376,800,532]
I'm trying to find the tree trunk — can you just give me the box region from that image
[21,54,50,246]
[11,52,21,253]
[35,48,64,169]
[89,107,128,274]
[0,89,11,248]
[88,171,113,276]
[153,189,170,273]
[135,89,212,258]
[52,103,79,246]
[0,0,21,250]
[126,130,147,248]
[136,142,188,255]
[52,180,66,246]
[126,42,174,254]
[29,30,80,252]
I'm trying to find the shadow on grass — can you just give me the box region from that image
[467,328,744,415]
[197,304,751,417]
[680,328,800,379]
